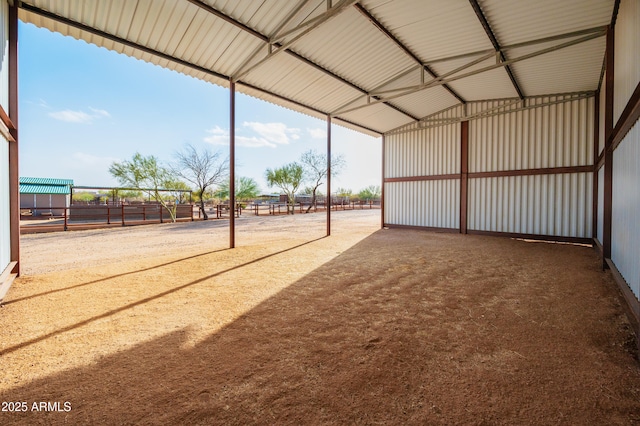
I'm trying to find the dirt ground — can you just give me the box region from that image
[1,209,639,425]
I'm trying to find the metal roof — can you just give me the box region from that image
[17,0,617,136]
[19,177,74,194]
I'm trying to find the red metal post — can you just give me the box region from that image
[460,121,469,234]
[381,134,385,228]
[602,25,614,267]
[230,80,236,248]
[326,115,331,236]
[8,3,19,274]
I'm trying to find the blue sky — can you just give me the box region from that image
[18,22,381,194]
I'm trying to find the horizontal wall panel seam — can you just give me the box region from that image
[469,165,593,178]
[385,174,460,182]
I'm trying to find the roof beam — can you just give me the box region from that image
[230,0,359,81]
[332,31,604,116]
[468,0,525,100]
[185,0,419,121]
[353,3,466,105]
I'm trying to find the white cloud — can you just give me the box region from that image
[89,107,111,118]
[204,126,229,146]
[242,121,300,146]
[49,107,111,123]
[307,127,326,139]
[204,122,301,148]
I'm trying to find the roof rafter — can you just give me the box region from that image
[353,2,466,105]
[332,30,604,116]
[186,0,420,122]
[468,0,525,100]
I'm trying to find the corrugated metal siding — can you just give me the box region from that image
[385,121,460,178]
[468,173,592,237]
[0,1,9,272]
[384,180,460,229]
[468,96,594,172]
[611,121,640,299]
[599,83,606,155]
[613,0,640,123]
[0,0,7,111]
[597,166,604,242]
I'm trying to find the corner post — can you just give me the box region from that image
[9,2,19,275]
[229,79,236,248]
[326,115,331,236]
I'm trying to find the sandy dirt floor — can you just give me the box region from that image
[1,209,639,425]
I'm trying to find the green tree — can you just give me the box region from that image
[265,162,304,214]
[173,144,228,220]
[358,185,381,202]
[109,152,184,222]
[300,149,345,213]
[72,192,95,204]
[214,177,260,201]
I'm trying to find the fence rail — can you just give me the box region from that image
[21,200,381,233]
[20,204,194,233]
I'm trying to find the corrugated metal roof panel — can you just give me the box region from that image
[509,36,606,96]
[390,86,461,119]
[289,7,416,91]
[362,0,494,62]
[338,102,414,133]
[480,0,613,46]
[19,184,71,195]
[18,0,617,135]
[19,177,74,186]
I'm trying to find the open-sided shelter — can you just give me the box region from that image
[0,1,638,341]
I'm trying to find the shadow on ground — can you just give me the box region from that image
[1,230,639,425]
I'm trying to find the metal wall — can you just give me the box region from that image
[384,107,461,228]
[0,0,10,273]
[468,173,592,237]
[468,96,594,171]
[467,96,594,237]
[597,166,604,243]
[613,0,640,123]
[385,108,461,178]
[385,180,460,229]
[611,118,640,300]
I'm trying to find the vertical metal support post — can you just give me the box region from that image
[602,25,614,268]
[592,92,600,240]
[8,3,19,275]
[460,121,469,234]
[381,134,385,229]
[326,115,331,236]
[230,80,236,248]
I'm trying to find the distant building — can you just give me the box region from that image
[19,177,73,217]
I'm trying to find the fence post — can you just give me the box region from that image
[143,206,146,222]
[121,203,125,227]
[107,206,111,224]
[64,207,68,231]
[159,204,163,223]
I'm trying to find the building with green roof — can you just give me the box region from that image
[19,177,73,217]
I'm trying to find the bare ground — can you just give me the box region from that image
[1,209,639,425]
